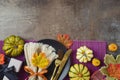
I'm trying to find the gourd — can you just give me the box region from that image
[108,43,118,52]
[76,46,93,63]
[92,58,101,67]
[69,64,90,80]
[2,35,24,57]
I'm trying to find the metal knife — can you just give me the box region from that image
[53,49,72,80]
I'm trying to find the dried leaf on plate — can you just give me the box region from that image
[31,52,50,69]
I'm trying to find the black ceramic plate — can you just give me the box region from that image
[38,39,70,80]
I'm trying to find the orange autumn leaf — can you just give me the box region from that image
[107,64,120,79]
[57,34,73,49]
[0,54,5,65]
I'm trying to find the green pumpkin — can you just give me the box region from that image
[2,35,24,57]
[69,64,90,80]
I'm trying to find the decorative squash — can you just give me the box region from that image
[108,43,118,52]
[69,64,90,80]
[76,46,93,63]
[2,35,24,57]
[92,58,101,67]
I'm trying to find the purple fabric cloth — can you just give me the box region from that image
[0,40,106,80]
[64,40,107,80]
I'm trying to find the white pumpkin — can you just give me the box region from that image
[76,46,93,63]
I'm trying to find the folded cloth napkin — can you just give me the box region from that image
[24,42,40,80]
[24,42,58,80]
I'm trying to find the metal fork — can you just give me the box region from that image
[50,50,63,80]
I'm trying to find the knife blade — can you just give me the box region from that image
[53,49,72,80]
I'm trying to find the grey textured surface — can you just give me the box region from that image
[0,0,120,42]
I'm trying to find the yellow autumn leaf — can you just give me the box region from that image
[31,52,49,69]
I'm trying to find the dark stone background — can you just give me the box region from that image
[0,0,120,43]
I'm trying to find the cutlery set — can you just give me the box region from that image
[51,49,72,80]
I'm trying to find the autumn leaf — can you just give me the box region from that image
[100,66,108,76]
[100,54,120,80]
[0,54,5,65]
[57,34,73,49]
[31,52,49,69]
[104,54,116,66]
[116,55,120,64]
[107,64,120,79]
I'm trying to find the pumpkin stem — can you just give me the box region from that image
[81,50,85,54]
[14,45,18,49]
[78,73,82,77]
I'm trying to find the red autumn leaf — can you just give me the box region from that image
[107,64,120,79]
[57,34,73,49]
[0,54,5,65]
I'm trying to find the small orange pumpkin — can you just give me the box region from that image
[108,43,118,52]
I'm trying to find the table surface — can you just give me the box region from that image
[0,0,120,43]
[0,1,120,79]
